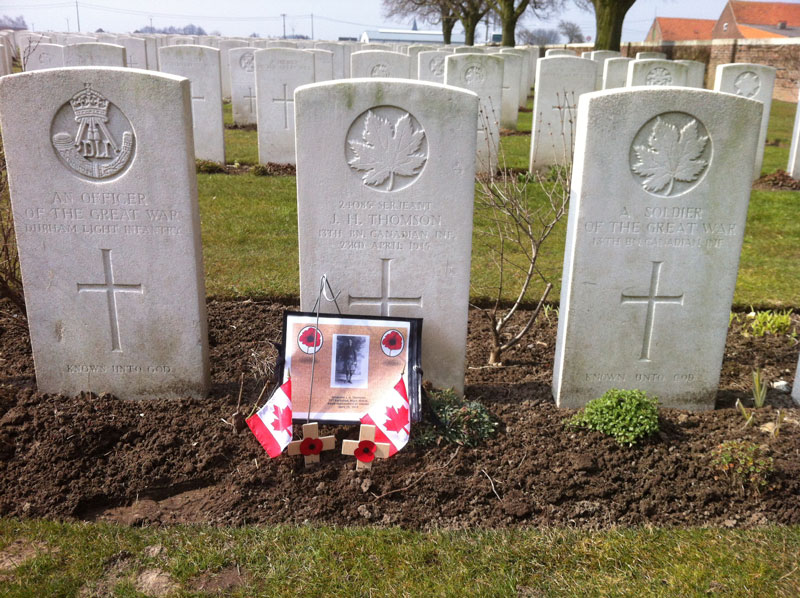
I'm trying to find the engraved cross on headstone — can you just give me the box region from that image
[127,56,139,68]
[77,248,143,353]
[347,258,422,317]
[272,83,294,129]
[621,261,684,362]
[245,87,256,114]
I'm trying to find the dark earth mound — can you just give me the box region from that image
[0,299,798,530]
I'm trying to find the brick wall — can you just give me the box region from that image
[554,39,800,102]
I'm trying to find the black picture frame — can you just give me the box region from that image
[280,310,422,424]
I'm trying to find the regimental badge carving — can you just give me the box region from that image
[464,64,485,84]
[429,55,445,77]
[734,71,760,98]
[345,106,428,193]
[239,52,255,73]
[629,112,711,197]
[51,84,135,180]
[370,63,389,77]
[645,66,673,86]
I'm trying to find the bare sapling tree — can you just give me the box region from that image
[21,37,41,72]
[473,92,577,364]
[0,142,25,317]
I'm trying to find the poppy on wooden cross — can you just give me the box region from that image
[287,422,336,466]
[341,424,391,471]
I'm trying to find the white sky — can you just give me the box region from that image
[1,0,785,42]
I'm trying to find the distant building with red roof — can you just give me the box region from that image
[714,0,800,38]
[645,1,800,41]
[645,17,717,43]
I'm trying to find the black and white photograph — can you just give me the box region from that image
[330,334,369,388]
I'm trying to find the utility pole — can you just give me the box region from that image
[149,16,153,31]
[310,13,314,40]
[281,13,286,39]
[75,0,81,32]
[65,17,69,33]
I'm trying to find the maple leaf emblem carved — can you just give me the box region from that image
[631,117,709,196]
[347,110,427,192]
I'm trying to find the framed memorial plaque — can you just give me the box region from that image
[281,311,422,423]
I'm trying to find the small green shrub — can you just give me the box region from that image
[744,309,794,337]
[413,388,497,448]
[711,440,774,494]
[195,159,226,174]
[567,388,659,446]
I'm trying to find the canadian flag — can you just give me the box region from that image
[246,379,292,458]
[361,376,410,456]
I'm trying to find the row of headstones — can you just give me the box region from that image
[530,52,777,181]
[0,65,788,411]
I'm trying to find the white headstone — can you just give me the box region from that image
[636,51,667,59]
[307,49,334,82]
[254,48,314,164]
[792,352,800,406]
[0,67,210,399]
[229,47,257,126]
[545,49,576,57]
[587,50,621,89]
[788,87,800,179]
[159,45,225,164]
[529,56,597,172]
[499,48,530,107]
[314,42,345,79]
[553,88,763,410]
[217,40,248,98]
[714,63,776,180]
[118,37,148,69]
[407,44,437,78]
[417,51,446,84]
[676,60,705,88]
[23,42,64,71]
[361,43,392,51]
[445,53,503,175]
[64,35,96,45]
[626,59,689,87]
[603,57,633,89]
[455,46,484,54]
[64,43,126,67]
[143,37,158,70]
[498,52,522,130]
[295,79,478,394]
[351,50,410,79]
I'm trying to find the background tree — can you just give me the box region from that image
[558,19,585,42]
[518,26,560,45]
[587,0,637,50]
[0,15,26,30]
[457,0,491,45]
[382,0,459,44]
[486,0,530,46]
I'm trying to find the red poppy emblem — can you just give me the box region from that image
[298,326,323,354]
[354,439,377,463]
[300,437,322,456]
[380,329,404,357]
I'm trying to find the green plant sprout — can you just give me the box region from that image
[735,398,755,427]
[752,369,768,408]
[743,309,794,338]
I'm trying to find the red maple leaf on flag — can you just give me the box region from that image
[271,404,292,433]
[383,405,409,433]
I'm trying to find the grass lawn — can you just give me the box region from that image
[2,519,799,597]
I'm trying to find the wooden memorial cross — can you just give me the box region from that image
[287,423,336,466]
[342,424,390,471]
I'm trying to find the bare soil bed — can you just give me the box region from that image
[0,299,798,530]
